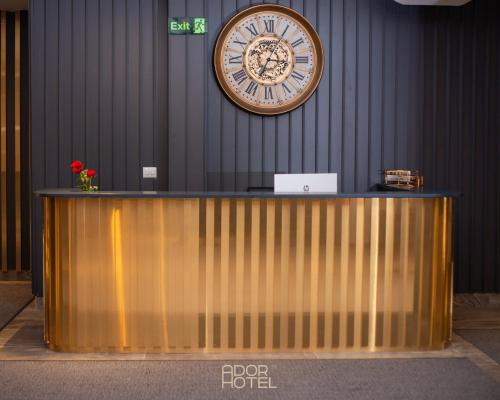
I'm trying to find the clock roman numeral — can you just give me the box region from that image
[295,56,309,63]
[245,81,259,96]
[264,86,273,100]
[291,38,304,48]
[282,82,292,94]
[233,39,247,48]
[264,19,275,33]
[245,23,259,37]
[291,71,305,83]
[229,55,242,64]
[232,69,247,85]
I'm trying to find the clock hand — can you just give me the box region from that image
[259,37,283,76]
[258,62,268,76]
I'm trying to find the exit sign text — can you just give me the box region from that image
[169,17,206,35]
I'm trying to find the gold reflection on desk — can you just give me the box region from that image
[43,196,453,353]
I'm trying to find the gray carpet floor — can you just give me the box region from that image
[0,282,33,331]
[0,358,499,400]
[456,329,500,365]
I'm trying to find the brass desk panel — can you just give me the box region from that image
[43,197,453,352]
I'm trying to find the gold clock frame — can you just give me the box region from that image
[213,4,324,116]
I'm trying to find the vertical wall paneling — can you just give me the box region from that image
[1,12,6,272]
[30,0,45,293]
[58,1,72,189]
[221,0,237,191]
[156,0,169,190]
[356,0,370,191]
[112,0,127,189]
[185,0,205,190]
[206,0,222,190]
[0,11,29,273]
[248,0,263,188]
[302,0,316,174]
[99,0,113,190]
[315,0,330,174]
[288,0,303,174]
[486,2,499,292]
[234,1,250,192]
[126,0,140,189]
[45,0,58,190]
[419,1,500,292]
[329,0,343,186]
[395,6,409,169]
[368,0,383,187]
[20,11,29,271]
[382,1,396,171]
[86,0,100,182]
[72,0,86,171]
[140,0,155,191]
[14,12,21,271]
[168,0,187,190]
[30,0,500,294]
[342,0,356,191]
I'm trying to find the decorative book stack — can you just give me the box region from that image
[382,169,423,190]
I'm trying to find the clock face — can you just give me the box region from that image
[214,4,324,115]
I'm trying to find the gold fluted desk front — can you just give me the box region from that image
[37,190,454,353]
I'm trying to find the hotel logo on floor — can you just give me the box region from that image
[221,364,278,389]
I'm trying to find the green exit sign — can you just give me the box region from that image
[169,17,207,35]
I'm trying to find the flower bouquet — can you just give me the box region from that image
[71,160,98,192]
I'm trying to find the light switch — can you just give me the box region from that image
[143,167,157,179]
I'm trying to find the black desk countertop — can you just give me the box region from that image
[35,189,458,199]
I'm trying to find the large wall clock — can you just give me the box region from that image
[214,4,324,116]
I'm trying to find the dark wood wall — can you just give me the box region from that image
[0,11,29,273]
[30,0,500,295]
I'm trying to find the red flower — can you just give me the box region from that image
[71,160,84,173]
[87,169,96,178]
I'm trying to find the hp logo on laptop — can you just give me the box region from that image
[303,185,310,192]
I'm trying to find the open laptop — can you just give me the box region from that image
[274,173,338,193]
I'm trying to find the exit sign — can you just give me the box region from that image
[169,17,207,35]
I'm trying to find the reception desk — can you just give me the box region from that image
[37,190,454,353]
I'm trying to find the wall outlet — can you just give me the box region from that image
[143,167,157,179]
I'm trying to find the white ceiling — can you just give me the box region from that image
[0,0,28,11]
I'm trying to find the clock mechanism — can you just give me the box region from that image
[245,37,293,85]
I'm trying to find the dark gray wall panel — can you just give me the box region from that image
[58,1,72,189]
[329,0,343,185]
[99,0,113,190]
[155,0,169,190]
[140,0,156,192]
[30,0,45,294]
[30,0,166,295]
[86,0,100,180]
[418,1,500,292]
[44,0,58,189]
[72,0,86,174]
[30,0,500,295]
[168,0,187,190]
[186,0,205,190]
[112,0,128,189]
[126,0,141,189]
